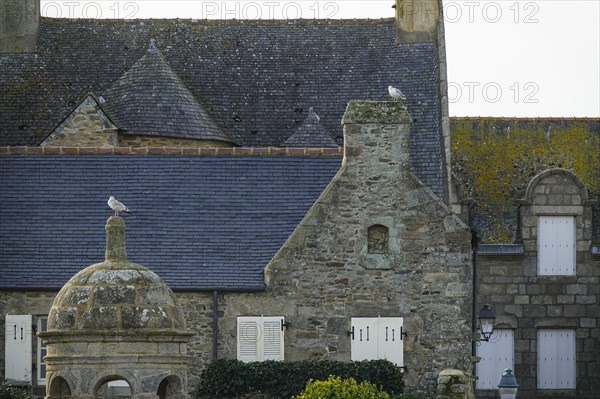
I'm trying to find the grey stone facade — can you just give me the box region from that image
[476,169,600,398]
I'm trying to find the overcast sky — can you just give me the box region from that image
[40,0,600,117]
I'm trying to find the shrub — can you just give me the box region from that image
[293,375,390,399]
[195,359,404,399]
[0,380,31,399]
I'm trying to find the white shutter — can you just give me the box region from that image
[237,316,284,362]
[262,318,284,361]
[538,216,575,275]
[4,315,33,385]
[377,318,404,367]
[237,318,260,362]
[538,329,576,389]
[351,317,404,367]
[555,217,575,274]
[476,329,514,389]
[351,318,378,362]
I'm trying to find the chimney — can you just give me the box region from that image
[395,0,440,44]
[105,216,128,261]
[0,0,40,53]
[341,101,412,182]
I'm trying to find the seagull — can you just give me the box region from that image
[388,85,406,101]
[108,196,132,216]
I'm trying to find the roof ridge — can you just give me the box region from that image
[0,146,343,156]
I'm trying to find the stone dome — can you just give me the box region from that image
[47,216,185,333]
[41,216,193,399]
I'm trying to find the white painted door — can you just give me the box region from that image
[538,329,576,389]
[476,329,514,389]
[4,315,33,384]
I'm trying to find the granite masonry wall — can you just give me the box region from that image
[214,101,473,393]
[476,169,600,398]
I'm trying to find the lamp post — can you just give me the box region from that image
[477,304,496,342]
[498,368,519,399]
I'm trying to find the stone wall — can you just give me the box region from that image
[41,96,118,147]
[215,101,473,393]
[476,169,600,398]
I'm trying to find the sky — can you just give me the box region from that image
[40,0,600,117]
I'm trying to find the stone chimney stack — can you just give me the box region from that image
[0,0,40,53]
[105,216,128,261]
[341,100,412,184]
[395,0,440,44]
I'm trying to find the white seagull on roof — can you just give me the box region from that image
[108,196,133,216]
[388,85,406,101]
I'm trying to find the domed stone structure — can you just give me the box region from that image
[40,216,193,399]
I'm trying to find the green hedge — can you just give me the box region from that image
[195,359,404,399]
[0,380,31,399]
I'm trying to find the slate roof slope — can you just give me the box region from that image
[0,18,445,199]
[450,117,600,243]
[282,108,337,147]
[102,40,233,143]
[0,154,341,290]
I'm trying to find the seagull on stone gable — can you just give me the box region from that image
[388,85,406,101]
[108,196,133,216]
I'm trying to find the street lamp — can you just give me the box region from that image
[477,304,496,341]
[498,368,519,399]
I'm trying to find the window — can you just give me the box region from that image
[476,329,514,389]
[350,317,404,367]
[538,329,576,389]
[368,225,389,254]
[237,316,285,362]
[538,216,575,275]
[37,316,48,385]
[4,315,33,385]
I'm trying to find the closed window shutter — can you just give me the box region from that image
[538,216,575,275]
[556,217,575,274]
[351,318,378,362]
[476,329,514,389]
[4,315,33,385]
[237,318,260,362]
[237,316,284,362]
[262,319,284,360]
[538,329,576,389]
[351,317,404,367]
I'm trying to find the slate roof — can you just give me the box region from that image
[0,18,446,199]
[450,117,600,243]
[102,40,233,143]
[0,154,341,291]
[281,108,337,147]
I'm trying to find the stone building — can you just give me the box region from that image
[1,1,599,399]
[451,118,600,398]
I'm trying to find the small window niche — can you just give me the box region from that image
[368,225,389,254]
[361,224,393,270]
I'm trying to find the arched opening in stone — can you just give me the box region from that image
[367,224,389,254]
[49,376,72,398]
[95,377,132,399]
[157,375,183,399]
